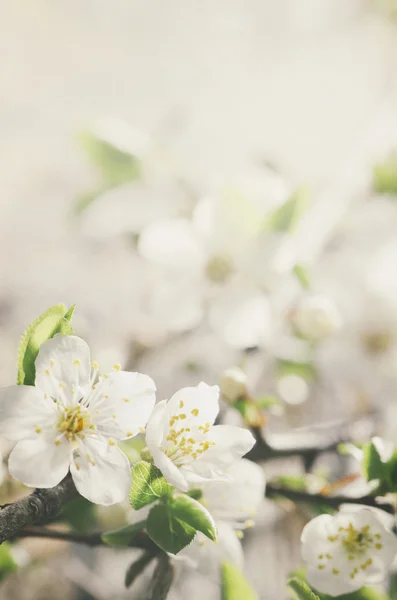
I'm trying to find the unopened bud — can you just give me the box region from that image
[220,367,248,403]
[291,294,342,341]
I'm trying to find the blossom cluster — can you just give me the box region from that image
[0,334,255,506]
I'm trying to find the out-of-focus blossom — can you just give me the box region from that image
[291,294,342,342]
[145,382,255,491]
[138,167,302,348]
[276,373,309,405]
[0,335,156,505]
[220,367,249,404]
[301,505,397,596]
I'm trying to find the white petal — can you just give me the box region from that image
[151,447,189,492]
[0,385,57,441]
[145,400,167,450]
[163,382,220,440]
[199,459,265,522]
[182,425,255,482]
[90,371,156,440]
[209,281,272,348]
[70,438,131,505]
[307,565,361,596]
[138,218,206,271]
[9,435,71,488]
[35,335,91,406]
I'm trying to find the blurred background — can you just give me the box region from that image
[1,0,397,598]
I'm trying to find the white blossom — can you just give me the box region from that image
[301,505,397,596]
[145,382,255,491]
[138,167,298,348]
[291,294,342,341]
[0,335,156,505]
[220,367,248,404]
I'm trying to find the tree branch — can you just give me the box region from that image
[0,474,78,544]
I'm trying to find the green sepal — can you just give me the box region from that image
[17,303,75,386]
[288,578,321,600]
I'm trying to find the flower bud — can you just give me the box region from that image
[220,367,248,403]
[291,294,342,341]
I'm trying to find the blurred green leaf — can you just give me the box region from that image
[186,488,203,501]
[373,153,397,195]
[293,264,311,290]
[101,520,147,547]
[17,304,75,385]
[288,578,320,600]
[221,562,258,600]
[272,474,307,491]
[362,440,384,482]
[264,186,310,233]
[125,552,154,588]
[0,543,18,581]
[60,496,97,532]
[147,556,174,600]
[129,461,172,510]
[277,359,316,381]
[79,131,141,186]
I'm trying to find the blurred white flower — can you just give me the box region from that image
[145,382,255,491]
[138,167,299,348]
[301,505,397,596]
[220,367,248,404]
[291,294,342,342]
[177,459,266,569]
[0,335,156,505]
[276,373,309,405]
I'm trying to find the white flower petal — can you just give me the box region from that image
[199,459,265,523]
[0,385,57,441]
[9,435,71,488]
[35,335,91,406]
[307,564,361,596]
[145,400,167,450]
[151,447,189,492]
[90,371,156,440]
[138,218,207,271]
[70,438,131,505]
[209,281,272,348]
[163,382,220,439]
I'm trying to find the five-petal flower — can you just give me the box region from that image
[145,382,255,492]
[301,505,397,596]
[0,335,156,505]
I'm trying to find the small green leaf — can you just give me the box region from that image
[362,440,384,482]
[0,543,18,581]
[221,562,258,600]
[277,359,316,381]
[17,303,75,386]
[79,131,141,186]
[288,578,321,600]
[169,494,217,541]
[101,521,147,547]
[186,488,203,501]
[125,552,154,588]
[293,264,311,290]
[373,153,397,196]
[129,461,172,510]
[147,503,196,554]
[264,186,310,233]
[147,557,174,600]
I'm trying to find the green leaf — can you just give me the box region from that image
[60,496,96,532]
[147,557,174,600]
[17,303,75,386]
[293,264,311,290]
[277,359,316,381]
[147,503,196,554]
[221,562,258,600]
[168,494,217,541]
[186,488,203,501]
[101,520,147,547]
[264,186,311,233]
[125,552,154,588]
[129,461,172,510]
[373,153,397,196]
[288,578,321,600]
[362,440,384,482]
[0,543,18,581]
[79,131,141,186]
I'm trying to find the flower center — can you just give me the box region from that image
[164,403,216,464]
[205,254,234,284]
[57,405,94,441]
